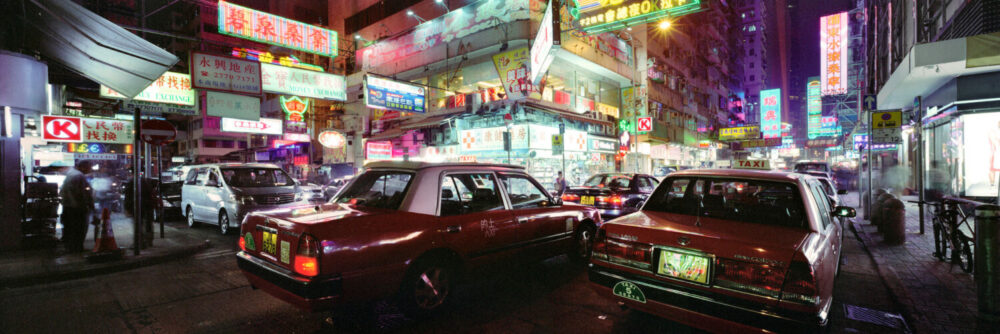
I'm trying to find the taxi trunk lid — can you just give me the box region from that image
[599,211,811,304]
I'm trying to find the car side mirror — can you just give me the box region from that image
[832,206,856,218]
[837,189,848,195]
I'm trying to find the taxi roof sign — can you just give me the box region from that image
[732,159,771,170]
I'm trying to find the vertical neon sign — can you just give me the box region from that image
[760,89,782,139]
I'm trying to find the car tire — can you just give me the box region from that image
[219,210,231,235]
[399,259,453,317]
[186,206,199,228]
[571,223,596,264]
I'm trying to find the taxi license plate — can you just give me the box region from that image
[261,227,278,255]
[581,196,595,205]
[657,249,711,284]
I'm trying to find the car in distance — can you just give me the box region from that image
[560,173,660,219]
[236,162,602,314]
[181,163,301,235]
[588,169,855,333]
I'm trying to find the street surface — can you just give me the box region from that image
[0,216,906,333]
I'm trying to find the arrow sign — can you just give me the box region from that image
[864,94,877,111]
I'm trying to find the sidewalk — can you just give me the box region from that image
[0,213,210,289]
[842,193,986,334]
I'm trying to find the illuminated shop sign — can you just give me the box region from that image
[261,63,346,101]
[806,78,822,139]
[100,71,195,106]
[530,0,560,86]
[730,137,782,150]
[232,48,324,72]
[217,1,338,57]
[192,52,262,94]
[589,137,618,153]
[318,130,346,149]
[820,12,849,96]
[718,126,760,141]
[575,0,702,34]
[220,117,282,135]
[760,89,782,139]
[364,76,426,114]
[280,96,310,122]
[44,116,134,144]
[366,141,393,161]
[207,91,261,121]
[65,143,133,154]
[283,133,310,142]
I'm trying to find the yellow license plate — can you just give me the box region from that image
[657,249,711,284]
[581,196,595,205]
[261,227,278,255]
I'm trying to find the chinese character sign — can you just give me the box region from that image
[218,1,337,57]
[365,76,427,114]
[100,72,195,106]
[820,12,849,96]
[192,52,262,94]
[207,91,261,121]
[81,117,133,144]
[576,0,703,34]
[760,89,782,139]
[260,63,346,101]
[492,48,540,100]
[807,78,823,139]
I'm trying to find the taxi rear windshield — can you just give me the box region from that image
[334,171,414,210]
[645,177,807,228]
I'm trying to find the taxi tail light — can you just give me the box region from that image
[592,229,608,260]
[597,195,623,207]
[780,260,819,305]
[561,194,580,202]
[715,258,784,298]
[238,234,246,252]
[600,237,651,269]
[294,234,320,277]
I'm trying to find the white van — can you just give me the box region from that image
[181,163,303,234]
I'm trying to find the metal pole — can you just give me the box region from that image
[132,107,142,256]
[157,145,164,238]
[917,107,925,234]
[867,110,873,219]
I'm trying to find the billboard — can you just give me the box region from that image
[760,89,782,139]
[191,52,262,94]
[806,78,822,139]
[962,113,1000,197]
[530,0,560,85]
[820,12,849,96]
[575,0,702,34]
[260,63,346,101]
[217,1,337,57]
[365,76,427,114]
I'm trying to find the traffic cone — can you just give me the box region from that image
[87,208,123,262]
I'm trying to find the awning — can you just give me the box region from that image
[522,101,615,127]
[400,112,461,130]
[22,0,179,98]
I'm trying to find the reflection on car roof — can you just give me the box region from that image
[364,161,526,171]
[668,168,806,181]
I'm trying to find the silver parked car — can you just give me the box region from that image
[181,163,303,234]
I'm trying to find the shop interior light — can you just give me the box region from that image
[658,20,672,30]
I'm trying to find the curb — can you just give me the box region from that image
[0,240,212,289]
[848,218,926,334]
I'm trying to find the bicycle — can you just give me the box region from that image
[910,199,975,273]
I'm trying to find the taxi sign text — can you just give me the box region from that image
[733,159,771,170]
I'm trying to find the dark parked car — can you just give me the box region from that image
[560,173,659,219]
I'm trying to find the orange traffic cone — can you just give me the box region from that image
[87,208,123,262]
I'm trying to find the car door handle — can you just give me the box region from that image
[517,217,530,224]
[442,225,462,233]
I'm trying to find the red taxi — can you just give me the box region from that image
[588,168,855,332]
[237,162,601,314]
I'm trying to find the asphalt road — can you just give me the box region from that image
[0,217,908,333]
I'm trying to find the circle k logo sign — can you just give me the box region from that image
[42,115,83,142]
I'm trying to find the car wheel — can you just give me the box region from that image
[219,210,230,235]
[400,259,453,317]
[186,206,198,228]
[571,223,596,264]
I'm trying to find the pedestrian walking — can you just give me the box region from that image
[59,160,95,252]
[554,171,568,197]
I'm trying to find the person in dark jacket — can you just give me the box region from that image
[60,160,95,252]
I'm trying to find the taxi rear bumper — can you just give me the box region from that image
[588,264,827,333]
[237,251,341,311]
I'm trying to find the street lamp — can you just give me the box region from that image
[435,0,450,13]
[657,19,672,30]
[407,10,427,23]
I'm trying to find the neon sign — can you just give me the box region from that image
[806,78,823,139]
[318,130,346,149]
[820,12,848,96]
[231,48,324,72]
[65,143,133,154]
[576,0,702,34]
[218,1,338,57]
[760,89,782,139]
[280,96,310,122]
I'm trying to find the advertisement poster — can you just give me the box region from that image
[621,86,648,121]
[192,52,262,94]
[261,63,346,101]
[100,71,196,106]
[964,113,1000,197]
[206,91,261,121]
[365,76,426,114]
[492,47,540,100]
